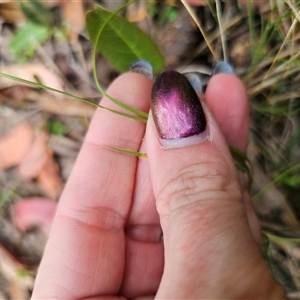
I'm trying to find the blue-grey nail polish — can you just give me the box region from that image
[183,72,203,93]
[129,60,153,80]
[212,61,234,75]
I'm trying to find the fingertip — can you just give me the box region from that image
[205,74,249,152]
[86,71,152,143]
[106,72,153,110]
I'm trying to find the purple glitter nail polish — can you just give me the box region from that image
[151,70,206,141]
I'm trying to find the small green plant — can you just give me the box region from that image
[86,4,165,74]
[2,2,253,186]
[148,2,179,27]
[1,1,300,294]
[9,1,53,60]
[0,1,253,186]
[10,22,50,61]
[47,120,68,136]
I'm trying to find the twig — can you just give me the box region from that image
[216,0,228,62]
[181,0,218,61]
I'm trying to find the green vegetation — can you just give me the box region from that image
[0,0,300,296]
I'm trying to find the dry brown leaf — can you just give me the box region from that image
[18,132,49,179]
[16,129,63,200]
[0,1,25,23]
[0,64,65,95]
[13,197,57,232]
[127,1,148,22]
[60,0,85,43]
[27,90,96,118]
[0,122,33,171]
[37,150,63,200]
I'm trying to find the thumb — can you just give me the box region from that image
[146,70,285,299]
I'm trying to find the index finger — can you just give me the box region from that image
[32,72,152,299]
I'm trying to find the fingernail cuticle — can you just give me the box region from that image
[212,61,234,75]
[151,70,207,148]
[129,60,153,80]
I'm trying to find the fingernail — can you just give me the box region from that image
[183,72,203,93]
[129,60,153,80]
[151,70,207,148]
[212,61,234,75]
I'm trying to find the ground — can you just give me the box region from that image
[0,1,299,299]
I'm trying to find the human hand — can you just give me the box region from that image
[31,62,286,299]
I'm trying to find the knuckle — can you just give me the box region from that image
[157,160,242,214]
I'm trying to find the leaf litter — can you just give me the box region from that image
[0,1,299,299]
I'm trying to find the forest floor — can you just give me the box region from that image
[0,1,300,299]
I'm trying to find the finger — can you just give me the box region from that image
[121,71,252,298]
[146,70,282,299]
[120,140,163,298]
[205,73,249,152]
[106,63,163,298]
[127,141,160,243]
[32,72,152,299]
[206,72,261,243]
[121,73,249,299]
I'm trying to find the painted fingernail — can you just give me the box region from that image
[183,72,203,93]
[212,61,234,75]
[129,60,153,80]
[151,70,207,148]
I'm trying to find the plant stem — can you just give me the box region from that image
[252,162,300,202]
[92,0,149,120]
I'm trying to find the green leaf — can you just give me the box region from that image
[9,22,49,60]
[47,120,68,136]
[19,0,51,25]
[86,5,165,73]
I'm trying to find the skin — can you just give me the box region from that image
[31,72,286,299]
